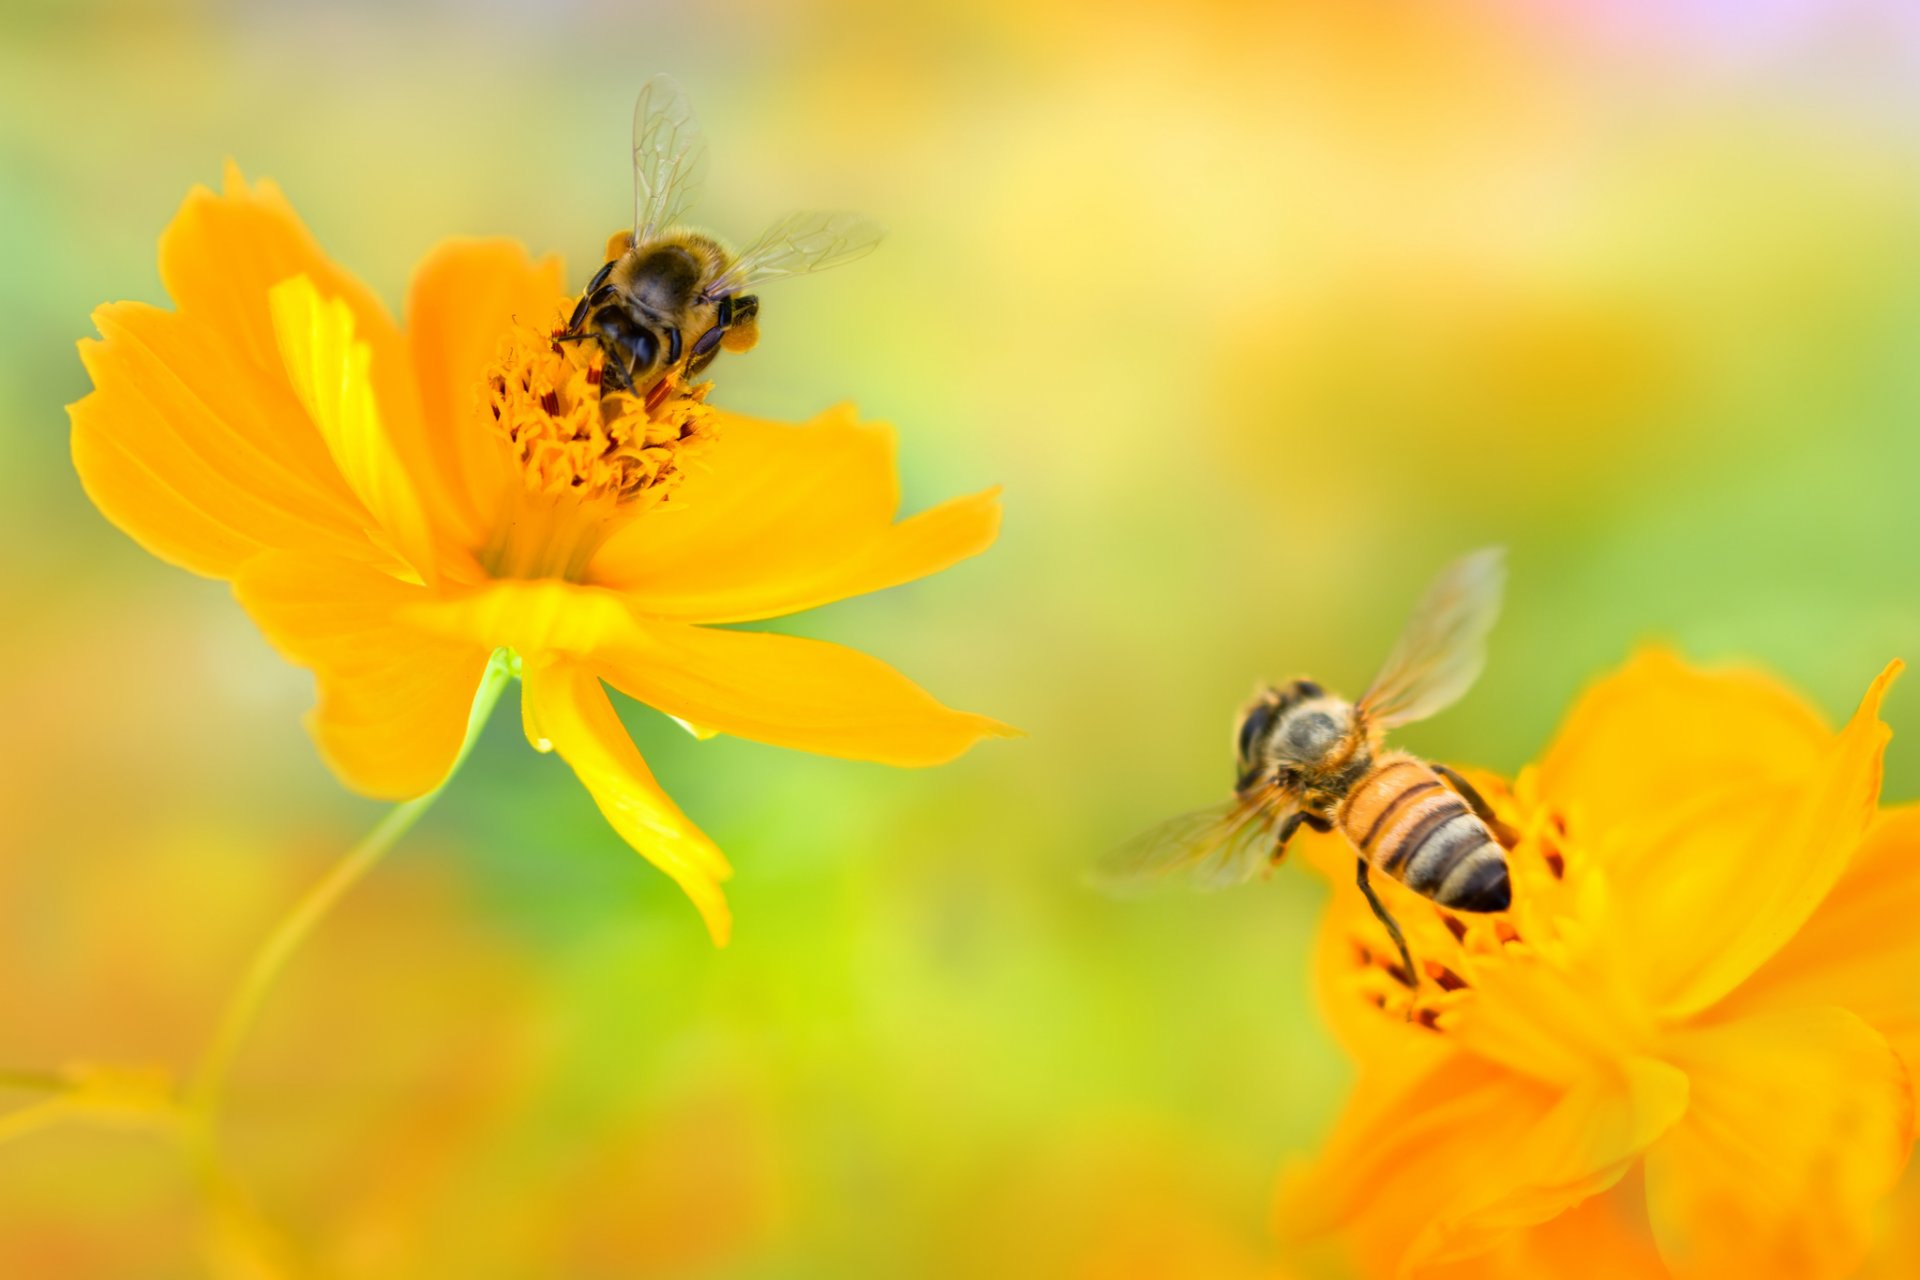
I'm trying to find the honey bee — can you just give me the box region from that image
[558,75,885,397]
[1098,549,1515,989]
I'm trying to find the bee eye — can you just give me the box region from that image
[1237,705,1273,761]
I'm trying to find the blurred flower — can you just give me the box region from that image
[69,166,1012,943]
[1281,651,1915,1279]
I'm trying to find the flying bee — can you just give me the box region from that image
[1098,548,1515,991]
[558,74,885,397]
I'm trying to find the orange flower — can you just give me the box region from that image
[1280,651,1916,1279]
[69,165,1012,943]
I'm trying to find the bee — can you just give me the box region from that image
[558,74,885,398]
[1098,548,1515,990]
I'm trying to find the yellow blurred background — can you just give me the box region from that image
[7,0,1920,1274]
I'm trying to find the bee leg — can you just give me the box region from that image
[599,352,633,394]
[1432,764,1521,849]
[1270,811,1306,866]
[1355,860,1419,1012]
[564,263,618,334]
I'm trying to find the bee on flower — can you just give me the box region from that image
[68,81,1012,944]
[1280,650,1916,1280]
[560,75,882,399]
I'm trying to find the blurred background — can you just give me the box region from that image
[6,0,1920,1274]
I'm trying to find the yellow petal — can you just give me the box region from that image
[1616,662,1897,1018]
[404,579,1016,767]
[1404,1057,1687,1271]
[594,618,1017,767]
[70,300,391,579]
[234,552,491,800]
[1280,1047,1684,1277]
[270,276,440,582]
[403,579,636,657]
[1720,804,1920,1084]
[407,238,568,539]
[1535,647,1830,835]
[521,659,733,944]
[75,167,497,582]
[159,165,404,389]
[587,405,1003,623]
[1415,1177,1668,1280]
[1644,1006,1913,1280]
[156,165,472,537]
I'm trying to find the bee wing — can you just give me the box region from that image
[719,210,885,292]
[1091,791,1294,896]
[632,74,709,243]
[1357,547,1506,732]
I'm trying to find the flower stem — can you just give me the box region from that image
[185,649,514,1128]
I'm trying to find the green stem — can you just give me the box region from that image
[185,649,514,1128]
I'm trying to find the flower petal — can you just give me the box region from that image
[159,164,408,402]
[1720,805,1920,1083]
[271,276,440,582]
[233,552,491,800]
[1280,1047,1685,1278]
[1416,1177,1668,1280]
[593,618,1016,767]
[406,238,568,538]
[1615,662,1897,1018]
[403,579,1015,767]
[1535,648,1830,834]
[71,301,389,579]
[155,166,467,528]
[587,405,1002,623]
[520,658,732,944]
[70,166,455,581]
[1643,1006,1913,1280]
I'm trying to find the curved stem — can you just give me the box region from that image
[185,650,515,1128]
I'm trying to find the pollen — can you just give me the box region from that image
[483,322,716,508]
[474,320,719,580]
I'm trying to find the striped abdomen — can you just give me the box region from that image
[1337,754,1510,912]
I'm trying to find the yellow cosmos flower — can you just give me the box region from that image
[1280,650,1915,1280]
[69,165,1012,943]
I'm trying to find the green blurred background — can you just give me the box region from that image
[6,0,1920,1274]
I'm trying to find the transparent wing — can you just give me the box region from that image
[1091,790,1295,896]
[632,74,709,243]
[719,210,884,292]
[1358,547,1507,731]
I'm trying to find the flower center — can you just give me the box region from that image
[474,319,716,580]
[1340,772,1585,1032]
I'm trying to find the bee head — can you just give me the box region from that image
[1235,679,1341,790]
